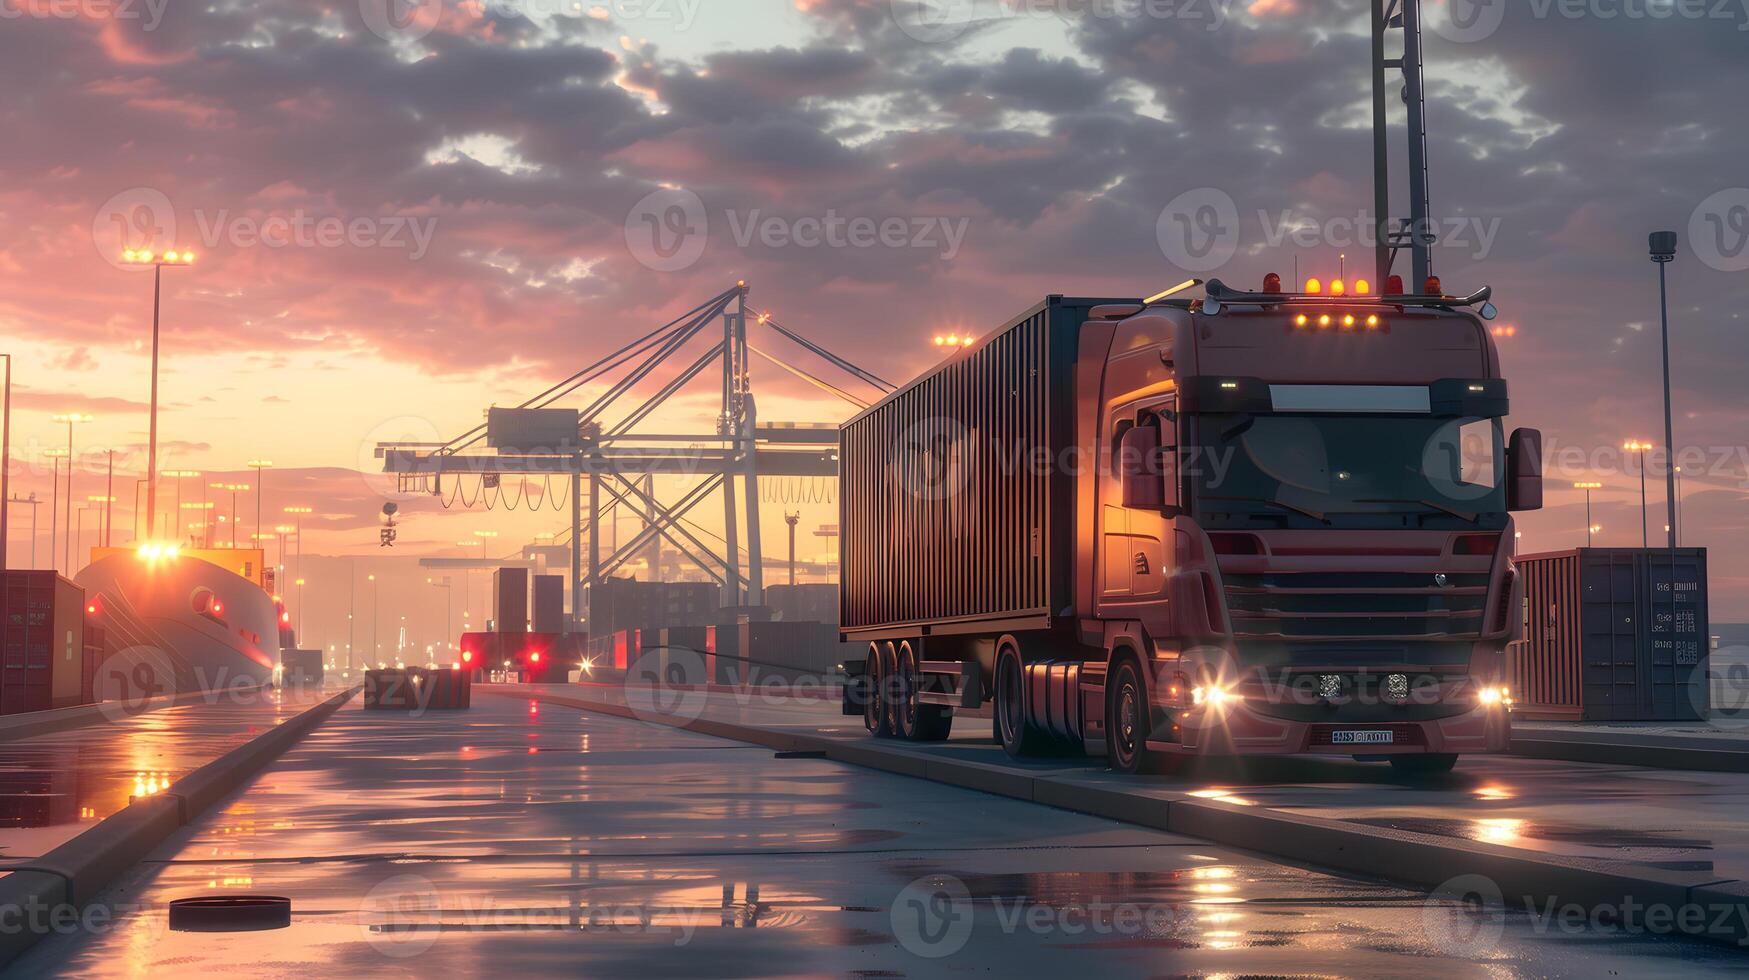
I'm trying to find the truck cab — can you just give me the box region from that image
[1082,276,1540,773]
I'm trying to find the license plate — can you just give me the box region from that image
[1331,730,1395,745]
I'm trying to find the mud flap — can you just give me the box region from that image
[840,659,868,717]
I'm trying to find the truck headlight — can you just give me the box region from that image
[1477,685,1512,708]
[1193,685,1240,707]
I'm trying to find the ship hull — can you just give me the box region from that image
[75,552,277,695]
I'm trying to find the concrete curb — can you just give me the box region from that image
[1510,735,1749,773]
[505,688,1749,949]
[0,692,215,744]
[0,686,358,968]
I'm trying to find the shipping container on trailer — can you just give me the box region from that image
[1508,547,1709,721]
[838,280,1541,774]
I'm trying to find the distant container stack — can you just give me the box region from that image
[532,574,567,634]
[763,584,838,625]
[1,570,99,714]
[1508,548,1709,722]
[494,567,529,632]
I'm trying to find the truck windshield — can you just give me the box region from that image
[1189,413,1508,530]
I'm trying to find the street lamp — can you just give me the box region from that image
[214,482,249,547]
[247,460,273,543]
[1650,232,1679,551]
[368,573,379,661]
[84,495,115,565]
[1623,440,1653,548]
[181,501,215,547]
[51,413,92,570]
[119,248,194,538]
[1574,482,1603,547]
[472,529,499,558]
[284,506,312,628]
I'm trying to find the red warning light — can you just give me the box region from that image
[1385,275,1405,296]
[1423,275,1443,296]
[462,650,474,663]
[529,651,543,664]
[1262,272,1282,293]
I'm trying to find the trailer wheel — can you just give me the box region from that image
[863,643,891,737]
[1388,753,1458,776]
[895,641,952,742]
[994,644,1048,758]
[1107,657,1164,774]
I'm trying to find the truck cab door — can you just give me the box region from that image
[1124,398,1177,599]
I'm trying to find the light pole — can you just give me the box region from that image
[51,413,92,570]
[1574,482,1602,547]
[45,449,66,572]
[182,501,214,547]
[247,460,273,544]
[162,469,200,541]
[0,353,10,572]
[216,483,249,547]
[284,506,312,629]
[473,529,498,559]
[784,511,799,586]
[428,576,453,656]
[119,248,195,538]
[1649,232,1679,551]
[1673,465,1684,545]
[1624,440,1652,549]
[83,496,114,567]
[369,573,379,663]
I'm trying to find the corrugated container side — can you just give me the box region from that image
[1509,548,1709,722]
[840,299,1084,634]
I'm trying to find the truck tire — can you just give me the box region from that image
[894,641,953,742]
[863,643,891,737]
[1389,753,1458,776]
[994,644,1049,758]
[1106,656,1166,774]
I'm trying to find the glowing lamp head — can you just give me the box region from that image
[1353,279,1370,295]
[1330,279,1347,297]
[1294,314,1309,328]
[1424,275,1443,296]
[1317,314,1331,329]
[1304,277,1322,295]
[462,650,473,663]
[529,651,542,664]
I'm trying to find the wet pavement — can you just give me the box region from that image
[14,693,1749,976]
[514,684,1749,883]
[0,690,325,863]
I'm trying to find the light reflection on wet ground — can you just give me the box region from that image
[0,690,318,862]
[555,686,1749,881]
[15,694,1748,977]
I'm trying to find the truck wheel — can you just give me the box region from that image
[895,641,953,742]
[1389,753,1458,776]
[863,643,891,737]
[1107,657,1164,775]
[994,645,1048,758]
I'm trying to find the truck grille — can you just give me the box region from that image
[1223,570,1490,641]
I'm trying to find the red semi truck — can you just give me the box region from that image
[838,276,1542,774]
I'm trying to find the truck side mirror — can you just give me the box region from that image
[1506,427,1543,511]
[1120,425,1164,509]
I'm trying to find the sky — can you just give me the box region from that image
[1,0,1746,634]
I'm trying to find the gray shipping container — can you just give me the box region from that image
[493,567,529,633]
[1508,547,1709,722]
[532,575,566,633]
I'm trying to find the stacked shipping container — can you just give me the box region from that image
[1508,548,1709,721]
[1,570,98,714]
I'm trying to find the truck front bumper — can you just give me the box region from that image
[1171,700,1510,756]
